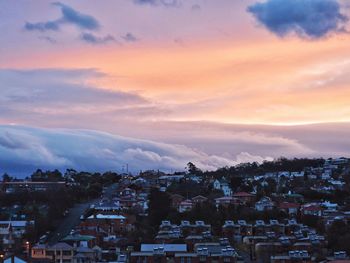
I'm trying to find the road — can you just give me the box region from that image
[48,183,118,245]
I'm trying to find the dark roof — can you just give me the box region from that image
[49,242,73,250]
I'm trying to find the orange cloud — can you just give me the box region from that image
[3,35,350,125]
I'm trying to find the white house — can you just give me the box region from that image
[213,179,232,196]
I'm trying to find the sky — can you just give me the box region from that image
[1,0,350,175]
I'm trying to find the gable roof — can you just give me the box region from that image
[192,195,208,201]
[49,242,73,250]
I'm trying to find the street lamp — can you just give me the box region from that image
[25,241,31,261]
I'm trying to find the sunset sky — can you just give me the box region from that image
[1,0,350,175]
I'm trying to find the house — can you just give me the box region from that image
[213,179,233,196]
[279,202,300,215]
[73,246,97,263]
[31,242,100,263]
[86,214,127,234]
[179,221,211,237]
[62,234,96,248]
[255,197,275,211]
[233,192,255,204]
[31,244,48,261]
[215,197,241,208]
[301,203,323,217]
[213,179,223,190]
[156,221,181,242]
[46,242,75,262]
[192,195,208,204]
[179,199,193,213]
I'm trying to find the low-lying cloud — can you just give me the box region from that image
[0,125,269,176]
[247,0,348,39]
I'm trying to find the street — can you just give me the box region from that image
[48,183,118,245]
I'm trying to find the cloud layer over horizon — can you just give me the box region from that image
[2,121,350,177]
[0,125,270,177]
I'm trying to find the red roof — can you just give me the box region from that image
[192,195,208,200]
[233,192,254,197]
[279,202,300,209]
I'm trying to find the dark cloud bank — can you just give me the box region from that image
[247,0,348,38]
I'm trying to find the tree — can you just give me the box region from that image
[148,188,172,227]
[187,162,202,175]
[2,173,12,182]
[327,220,350,253]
